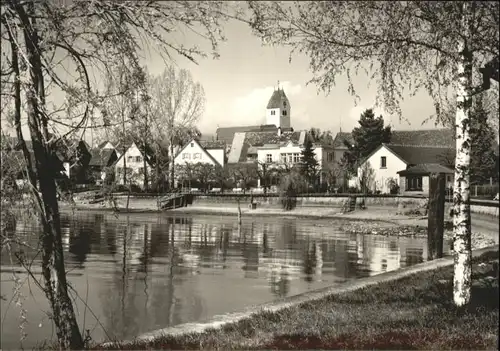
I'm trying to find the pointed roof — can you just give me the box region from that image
[266,88,289,109]
[89,148,117,167]
[114,141,156,166]
[174,138,221,166]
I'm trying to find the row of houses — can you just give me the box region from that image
[2,86,468,195]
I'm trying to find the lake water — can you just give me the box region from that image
[1,211,434,349]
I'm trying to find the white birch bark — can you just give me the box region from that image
[453,2,473,307]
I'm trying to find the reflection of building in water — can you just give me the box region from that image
[315,241,323,279]
[401,247,426,266]
[61,226,70,249]
[114,222,148,269]
[361,236,405,275]
[260,249,303,281]
[330,239,359,278]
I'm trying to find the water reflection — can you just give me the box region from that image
[1,212,443,349]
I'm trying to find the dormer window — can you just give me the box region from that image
[282,110,287,116]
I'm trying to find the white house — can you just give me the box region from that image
[173,139,225,167]
[114,142,154,189]
[354,143,455,194]
[255,135,335,187]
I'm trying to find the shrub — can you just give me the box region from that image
[279,171,307,211]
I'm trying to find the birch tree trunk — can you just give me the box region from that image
[453,2,473,307]
[169,138,175,190]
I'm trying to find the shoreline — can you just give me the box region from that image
[99,245,499,350]
[59,202,425,225]
[59,202,498,247]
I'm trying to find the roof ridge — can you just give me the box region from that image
[387,143,454,148]
[392,128,453,132]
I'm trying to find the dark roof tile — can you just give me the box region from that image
[390,128,455,147]
[333,128,455,149]
[199,140,226,150]
[89,149,117,167]
[266,89,289,109]
[385,144,455,166]
[332,132,354,149]
[397,163,454,175]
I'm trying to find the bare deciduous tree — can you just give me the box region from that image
[148,67,206,190]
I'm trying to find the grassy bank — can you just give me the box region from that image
[98,250,499,350]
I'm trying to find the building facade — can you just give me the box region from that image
[114,142,154,188]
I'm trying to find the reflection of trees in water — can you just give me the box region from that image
[302,239,317,282]
[405,248,424,266]
[269,270,290,297]
[332,240,357,279]
[100,217,137,339]
[276,219,297,250]
[262,225,269,256]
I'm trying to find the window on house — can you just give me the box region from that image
[280,153,287,163]
[447,175,451,182]
[271,110,275,115]
[380,156,387,168]
[135,156,142,162]
[193,153,202,160]
[127,156,133,162]
[288,154,293,163]
[406,176,423,191]
[266,154,272,163]
[182,153,191,160]
[327,152,334,162]
[138,167,144,174]
[191,142,194,147]
[293,153,300,163]
[283,101,287,107]
[282,110,287,116]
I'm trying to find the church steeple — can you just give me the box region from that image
[266,82,291,129]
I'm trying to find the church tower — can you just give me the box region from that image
[266,83,291,129]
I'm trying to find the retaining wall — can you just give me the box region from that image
[191,195,498,217]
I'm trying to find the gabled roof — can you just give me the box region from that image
[266,88,289,109]
[390,128,455,148]
[216,124,278,144]
[199,140,226,150]
[174,138,221,166]
[115,142,156,166]
[89,148,117,167]
[244,130,302,147]
[332,132,354,149]
[397,163,454,176]
[362,143,455,169]
[98,141,116,150]
[384,144,455,166]
[333,128,455,150]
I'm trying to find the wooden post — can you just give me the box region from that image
[237,199,242,226]
[428,173,446,260]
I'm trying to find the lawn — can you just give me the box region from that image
[98,251,499,350]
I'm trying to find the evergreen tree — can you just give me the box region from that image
[300,137,319,187]
[470,95,498,184]
[342,108,392,174]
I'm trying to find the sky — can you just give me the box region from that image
[138,18,440,139]
[1,8,445,144]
